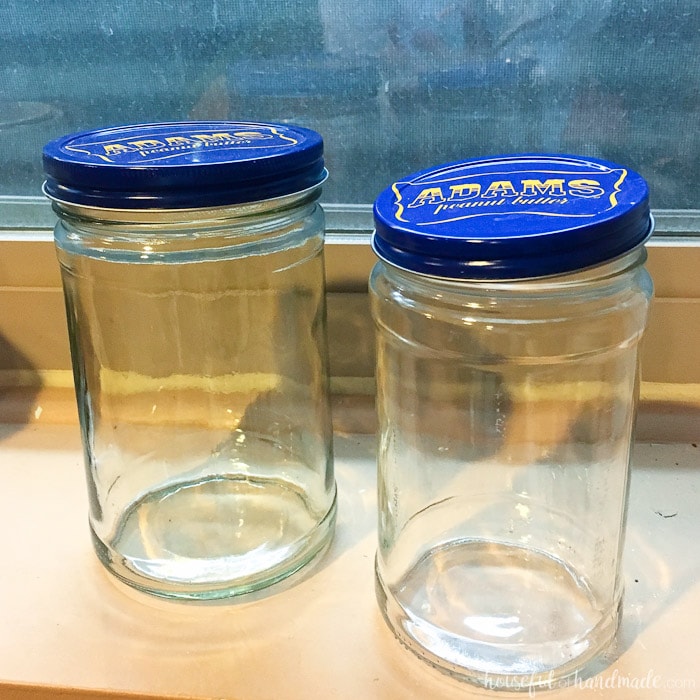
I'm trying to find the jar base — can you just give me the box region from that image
[376,540,621,690]
[92,475,337,600]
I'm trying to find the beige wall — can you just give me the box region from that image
[1,239,699,384]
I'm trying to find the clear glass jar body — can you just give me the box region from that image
[55,189,336,599]
[370,251,652,688]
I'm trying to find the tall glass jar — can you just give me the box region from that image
[370,154,653,688]
[43,122,336,600]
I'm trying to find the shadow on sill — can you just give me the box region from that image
[0,332,41,436]
[0,375,698,444]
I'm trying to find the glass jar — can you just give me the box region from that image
[370,154,653,688]
[43,122,337,600]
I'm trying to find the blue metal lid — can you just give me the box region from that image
[373,154,652,280]
[43,121,326,209]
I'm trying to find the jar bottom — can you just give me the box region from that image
[376,540,621,690]
[92,475,336,600]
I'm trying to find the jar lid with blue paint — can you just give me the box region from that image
[43,121,326,210]
[372,154,653,280]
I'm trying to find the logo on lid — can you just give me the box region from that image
[64,125,300,164]
[392,158,628,228]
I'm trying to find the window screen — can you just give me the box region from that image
[1,1,698,208]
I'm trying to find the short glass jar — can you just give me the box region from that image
[370,154,653,688]
[43,122,337,600]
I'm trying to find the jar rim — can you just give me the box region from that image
[375,239,650,291]
[45,179,324,225]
